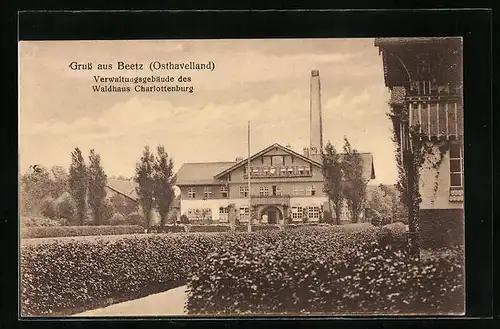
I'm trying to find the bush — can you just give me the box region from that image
[20,216,61,228]
[186,225,464,315]
[251,225,280,232]
[21,233,225,316]
[186,226,380,314]
[180,214,190,224]
[54,192,76,221]
[40,197,58,219]
[189,225,231,233]
[109,213,127,226]
[378,222,408,248]
[20,225,145,239]
[150,225,186,233]
[323,210,334,224]
[126,212,144,227]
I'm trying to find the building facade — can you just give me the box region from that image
[176,70,376,224]
[375,37,464,246]
[176,143,375,224]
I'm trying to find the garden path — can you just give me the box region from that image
[73,285,188,317]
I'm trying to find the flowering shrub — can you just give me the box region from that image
[20,233,223,316]
[20,225,144,239]
[186,226,464,315]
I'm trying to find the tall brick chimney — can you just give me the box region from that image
[309,69,323,158]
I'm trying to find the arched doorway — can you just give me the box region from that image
[260,205,283,224]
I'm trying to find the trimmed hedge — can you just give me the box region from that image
[186,226,464,315]
[188,225,231,233]
[20,225,145,239]
[20,233,223,316]
[150,225,186,233]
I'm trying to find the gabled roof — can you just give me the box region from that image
[176,161,236,186]
[106,178,181,208]
[106,178,138,201]
[339,152,376,181]
[214,143,323,180]
[175,143,375,186]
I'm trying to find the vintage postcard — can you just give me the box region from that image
[19,38,464,317]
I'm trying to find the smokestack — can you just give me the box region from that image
[310,69,323,155]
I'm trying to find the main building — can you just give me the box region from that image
[176,70,376,224]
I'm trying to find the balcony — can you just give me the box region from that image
[243,166,312,179]
[250,194,291,207]
[409,101,463,139]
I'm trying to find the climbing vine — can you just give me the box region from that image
[421,141,451,203]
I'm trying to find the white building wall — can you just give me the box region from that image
[419,147,464,210]
[180,198,250,221]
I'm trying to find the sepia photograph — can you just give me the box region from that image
[19,37,464,317]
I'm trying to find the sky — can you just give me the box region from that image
[19,38,397,184]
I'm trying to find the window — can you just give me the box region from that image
[304,166,311,175]
[219,206,229,222]
[239,186,249,197]
[259,186,269,197]
[188,187,196,199]
[293,186,305,196]
[220,186,228,198]
[188,208,212,220]
[417,63,431,74]
[308,206,320,219]
[239,206,250,221]
[275,186,282,196]
[306,185,316,196]
[204,187,212,199]
[291,205,303,219]
[449,142,464,187]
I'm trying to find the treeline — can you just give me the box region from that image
[20,145,176,232]
[321,136,405,224]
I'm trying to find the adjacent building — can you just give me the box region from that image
[105,177,181,225]
[374,37,464,246]
[176,70,376,224]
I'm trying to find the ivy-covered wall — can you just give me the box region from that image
[419,141,463,210]
[419,208,464,248]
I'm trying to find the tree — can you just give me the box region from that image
[49,166,69,198]
[20,165,52,216]
[341,137,367,223]
[153,145,177,229]
[87,149,108,225]
[134,146,155,232]
[68,148,88,225]
[40,196,58,219]
[55,192,77,222]
[321,141,343,225]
